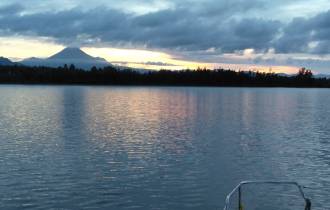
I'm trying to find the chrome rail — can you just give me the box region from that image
[223,181,311,210]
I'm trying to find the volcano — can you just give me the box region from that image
[22,47,111,70]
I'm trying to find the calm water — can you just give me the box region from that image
[0,86,329,210]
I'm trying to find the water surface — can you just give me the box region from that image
[0,86,329,210]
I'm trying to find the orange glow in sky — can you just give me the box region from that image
[0,36,299,73]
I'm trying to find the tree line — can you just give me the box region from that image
[0,64,329,87]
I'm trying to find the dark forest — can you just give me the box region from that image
[0,64,328,87]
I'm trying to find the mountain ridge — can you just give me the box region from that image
[21,47,112,70]
[0,57,16,66]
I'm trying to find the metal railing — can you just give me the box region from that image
[223,181,311,210]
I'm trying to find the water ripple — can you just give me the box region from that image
[0,86,329,209]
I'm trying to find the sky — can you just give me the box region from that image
[0,0,330,73]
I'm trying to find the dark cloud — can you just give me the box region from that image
[232,18,281,50]
[0,1,330,57]
[275,10,330,54]
[112,61,178,67]
[176,0,265,18]
[0,4,281,53]
[144,61,177,66]
[0,4,23,15]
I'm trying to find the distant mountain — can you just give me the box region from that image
[277,73,294,77]
[314,74,330,79]
[21,47,112,70]
[277,73,330,78]
[0,57,15,66]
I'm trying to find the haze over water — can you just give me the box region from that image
[0,86,329,210]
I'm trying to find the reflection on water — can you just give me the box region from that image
[0,86,329,210]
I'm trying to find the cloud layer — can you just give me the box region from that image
[0,4,282,52]
[0,0,330,72]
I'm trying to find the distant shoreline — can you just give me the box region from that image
[1,83,330,89]
[0,65,329,88]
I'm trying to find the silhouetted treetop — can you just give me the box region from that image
[0,64,328,87]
